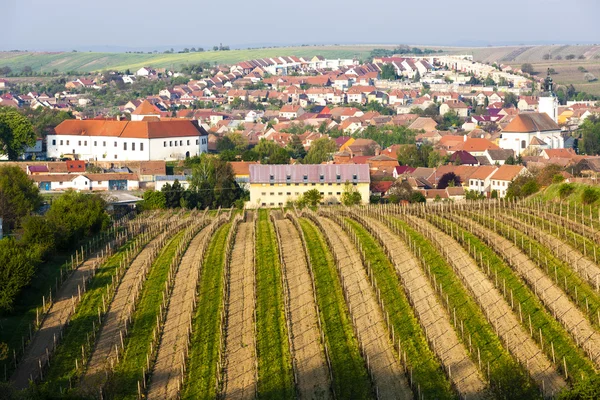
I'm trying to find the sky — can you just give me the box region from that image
[3,0,600,51]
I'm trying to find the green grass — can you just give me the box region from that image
[299,218,372,399]
[532,183,600,224]
[254,210,294,400]
[429,214,596,383]
[344,218,455,400]
[467,211,600,330]
[105,231,185,399]
[391,216,541,399]
[182,223,231,400]
[41,238,138,393]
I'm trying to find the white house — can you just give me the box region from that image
[499,113,563,156]
[47,119,208,161]
[488,165,527,198]
[136,67,156,77]
[31,173,139,191]
[468,166,497,195]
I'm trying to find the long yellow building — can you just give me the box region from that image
[248,164,370,208]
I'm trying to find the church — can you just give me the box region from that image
[499,71,563,156]
[46,101,209,161]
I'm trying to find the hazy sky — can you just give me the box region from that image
[3,0,599,51]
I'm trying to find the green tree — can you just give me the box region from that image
[380,64,397,80]
[162,179,185,208]
[189,154,241,209]
[140,190,166,210]
[580,115,600,155]
[303,138,336,164]
[0,109,36,160]
[0,237,40,312]
[301,189,323,207]
[558,183,575,198]
[45,191,110,250]
[521,63,534,74]
[286,135,307,160]
[387,180,413,204]
[0,166,42,232]
[341,182,362,206]
[216,136,236,152]
[21,215,55,259]
[254,139,289,164]
[581,187,599,205]
[410,191,426,203]
[504,92,518,108]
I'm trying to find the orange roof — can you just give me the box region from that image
[229,161,258,176]
[131,100,162,115]
[469,166,497,180]
[454,138,499,152]
[66,160,85,172]
[53,120,207,139]
[491,165,525,181]
[503,113,560,133]
[542,148,577,159]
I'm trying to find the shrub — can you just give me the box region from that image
[552,174,565,184]
[581,187,599,204]
[558,183,575,198]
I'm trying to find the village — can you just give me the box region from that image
[1,53,600,205]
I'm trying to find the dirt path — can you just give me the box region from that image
[79,216,185,393]
[11,247,109,389]
[353,214,487,399]
[404,215,566,397]
[318,217,412,400]
[453,213,600,370]
[275,219,330,400]
[220,222,257,400]
[497,212,600,289]
[147,223,215,399]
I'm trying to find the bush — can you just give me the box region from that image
[410,191,426,203]
[558,183,575,198]
[581,187,599,204]
[552,174,565,183]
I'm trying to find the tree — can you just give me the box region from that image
[504,92,518,108]
[301,189,322,208]
[21,215,55,259]
[413,70,421,83]
[580,115,600,155]
[140,190,166,210]
[303,138,336,164]
[521,63,534,75]
[162,179,185,208]
[189,154,241,209]
[584,73,597,82]
[45,191,110,250]
[558,183,575,198]
[286,135,307,160]
[380,64,397,80]
[0,237,39,313]
[484,76,496,86]
[437,172,461,189]
[387,180,413,204]
[565,54,576,60]
[254,139,289,164]
[341,182,362,206]
[0,109,36,160]
[0,166,42,232]
[216,136,236,152]
[397,145,428,167]
[581,187,599,205]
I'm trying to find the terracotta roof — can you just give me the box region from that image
[229,161,258,176]
[469,166,497,180]
[542,148,577,159]
[53,120,207,139]
[30,174,77,183]
[491,165,526,181]
[502,113,560,133]
[139,161,166,175]
[131,100,162,115]
[454,138,500,153]
[66,160,85,172]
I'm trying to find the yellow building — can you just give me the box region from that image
[248,164,370,208]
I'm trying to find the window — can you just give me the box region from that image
[336,174,341,180]
[180,140,183,146]
[103,141,106,147]
[60,140,63,145]
[66,140,70,145]
[196,139,199,145]
[78,140,81,146]
[261,192,266,196]
[328,192,333,195]
[336,192,341,195]
[94,141,97,147]
[319,174,324,180]
[286,192,291,196]
[353,174,358,180]
[140,143,144,151]
[114,141,117,147]
[84,141,87,146]
[52,139,56,145]
[174,141,178,147]
[278,192,283,195]
[98,181,102,184]
[123,142,127,151]
[521,140,526,149]
[59,182,63,186]
[170,141,173,147]
[187,140,190,145]
[270,192,274,195]
[132,143,136,151]
[114,155,117,159]
[320,192,324,195]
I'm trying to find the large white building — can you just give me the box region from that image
[47,119,208,161]
[499,113,563,156]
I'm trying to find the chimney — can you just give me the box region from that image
[463,134,467,142]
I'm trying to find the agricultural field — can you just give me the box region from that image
[3,196,600,399]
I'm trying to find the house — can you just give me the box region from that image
[489,165,527,197]
[131,100,165,121]
[392,166,416,179]
[366,154,399,175]
[248,164,370,207]
[483,149,514,165]
[439,101,470,118]
[370,181,394,197]
[468,166,498,195]
[409,117,438,132]
[47,119,209,161]
[499,113,563,156]
[230,161,258,190]
[31,173,139,191]
[0,79,8,89]
[279,105,305,120]
[449,151,479,166]
[136,67,156,77]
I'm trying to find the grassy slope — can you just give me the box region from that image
[533,183,600,212]
[298,219,372,399]
[182,223,231,400]
[107,231,184,399]
[344,219,455,400]
[255,210,294,400]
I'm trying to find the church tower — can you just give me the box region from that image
[538,69,558,123]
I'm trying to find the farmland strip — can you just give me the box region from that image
[274,217,331,399]
[315,215,412,400]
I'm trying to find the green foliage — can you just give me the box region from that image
[15,107,73,138]
[580,115,600,155]
[506,175,539,199]
[341,182,362,206]
[552,174,565,184]
[299,219,371,398]
[410,191,426,203]
[558,183,576,198]
[303,137,336,164]
[45,190,110,250]
[0,166,43,231]
[0,108,39,159]
[581,187,599,205]
[189,154,243,208]
[396,144,431,167]
[353,125,416,148]
[254,139,290,164]
[301,189,323,207]
[521,63,535,75]
[161,179,185,208]
[0,238,39,313]
[387,180,413,204]
[21,215,55,258]
[255,211,294,399]
[504,92,518,108]
[285,135,307,160]
[380,63,397,80]
[558,374,600,400]
[140,190,166,210]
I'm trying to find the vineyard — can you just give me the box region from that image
[3,200,600,399]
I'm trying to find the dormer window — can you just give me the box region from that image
[353,174,358,180]
[336,174,341,180]
[269,174,274,180]
[303,175,308,181]
[319,174,325,181]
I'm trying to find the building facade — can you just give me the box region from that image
[248,164,370,208]
[499,113,563,156]
[47,120,208,161]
